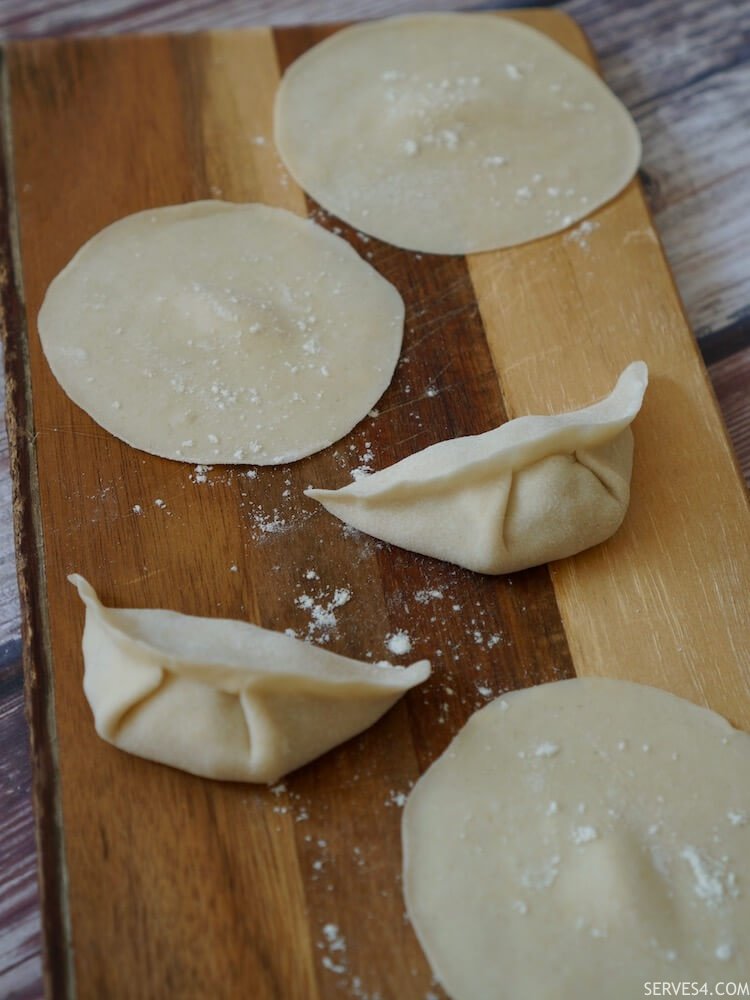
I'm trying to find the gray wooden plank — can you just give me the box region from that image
[634,64,750,336]
[0,643,41,1000]
[0,0,480,35]
[565,0,749,110]
[709,344,750,484]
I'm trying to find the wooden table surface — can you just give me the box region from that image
[0,1,747,997]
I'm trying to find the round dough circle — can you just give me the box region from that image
[274,14,641,254]
[38,202,405,464]
[403,678,750,999]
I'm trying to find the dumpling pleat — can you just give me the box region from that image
[71,575,430,783]
[306,363,647,574]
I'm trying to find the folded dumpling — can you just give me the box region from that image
[70,575,430,783]
[306,363,648,575]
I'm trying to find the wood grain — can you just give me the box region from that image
[566,0,750,339]
[3,0,749,350]
[0,86,66,1000]
[468,13,750,723]
[0,639,41,999]
[1,10,748,1000]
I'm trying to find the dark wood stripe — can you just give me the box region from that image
[167,35,211,203]
[273,23,577,778]
[0,50,71,1000]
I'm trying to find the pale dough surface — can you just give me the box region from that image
[274,13,641,254]
[71,575,430,783]
[307,363,647,574]
[403,678,750,1000]
[38,202,404,464]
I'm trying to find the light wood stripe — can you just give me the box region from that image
[468,14,750,726]
[199,29,308,215]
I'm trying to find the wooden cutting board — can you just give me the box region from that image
[1,10,748,999]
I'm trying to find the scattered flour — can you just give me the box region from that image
[320,923,348,976]
[521,855,561,891]
[351,442,376,481]
[264,781,311,824]
[322,922,346,953]
[415,588,444,604]
[680,847,739,907]
[332,588,352,608]
[321,955,347,975]
[386,789,408,808]
[295,583,353,643]
[386,631,412,656]
[191,464,212,484]
[564,218,600,250]
[571,826,599,845]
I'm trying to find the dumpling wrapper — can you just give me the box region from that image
[274,13,641,254]
[403,678,750,999]
[306,362,647,574]
[39,202,405,465]
[70,575,430,784]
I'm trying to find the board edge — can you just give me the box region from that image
[0,43,75,1000]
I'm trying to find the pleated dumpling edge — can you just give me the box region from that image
[70,574,430,784]
[306,362,648,574]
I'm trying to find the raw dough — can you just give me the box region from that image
[38,202,404,464]
[274,13,641,254]
[403,678,750,1000]
[70,575,430,783]
[307,362,647,574]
